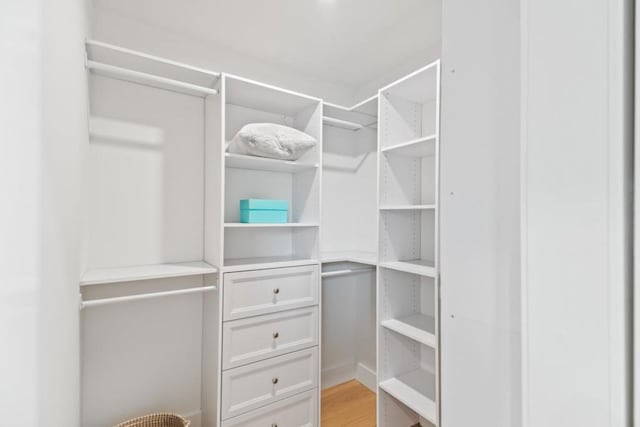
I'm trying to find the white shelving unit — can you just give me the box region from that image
[81,261,218,286]
[377,60,441,427]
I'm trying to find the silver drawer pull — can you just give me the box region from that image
[273,331,279,338]
[273,287,280,294]
[272,377,279,384]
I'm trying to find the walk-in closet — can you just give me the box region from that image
[69,1,520,427]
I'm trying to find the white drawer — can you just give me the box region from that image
[223,307,318,370]
[221,347,318,420]
[223,265,319,320]
[221,389,317,427]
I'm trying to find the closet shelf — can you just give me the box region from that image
[379,368,437,424]
[223,255,319,272]
[381,314,436,348]
[323,116,364,131]
[379,204,436,211]
[80,261,218,286]
[224,222,319,228]
[379,259,435,277]
[85,39,220,98]
[225,153,318,173]
[381,135,437,157]
[321,251,377,266]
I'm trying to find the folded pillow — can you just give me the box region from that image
[228,123,316,161]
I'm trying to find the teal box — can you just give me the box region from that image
[240,199,289,223]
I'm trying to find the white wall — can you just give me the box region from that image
[90,5,356,106]
[521,0,632,426]
[39,0,89,425]
[439,0,521,426]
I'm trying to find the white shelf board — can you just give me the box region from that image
[223,255,319,272]
[379,204,436,211]
[381,314,436,348]
[81,261,218,286]
[321,251,378,266]
[225,74,320,116]
[322,116,363,131]
[379,368,437,424]
[86,39,220,97]
[224,222,319,228]
[382,135,437,157]
[380,60,439,104]
[379,259,435,277]
[225,153,318,173]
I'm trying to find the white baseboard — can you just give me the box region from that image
[183,409,202,427]
[356,362,377,393]
[322,362,356,389]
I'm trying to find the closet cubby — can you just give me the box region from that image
[219,75,323,271]
[377,60,440,427]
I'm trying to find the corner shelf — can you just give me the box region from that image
[381,314,436,348]
[80,261,218,286]
[381,135,437,158]
[224,222,319,228]
[322,116,364,131]
[379,368,437,424]
[379,260,435,277]
[321,250,378,266]
[225,153,318,173]
[222,255,319,272]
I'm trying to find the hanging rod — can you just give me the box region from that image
[80,285,217,310]
[86,60,219,96]
[321,267,375,278]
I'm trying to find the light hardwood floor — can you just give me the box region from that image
[321,380,376,427]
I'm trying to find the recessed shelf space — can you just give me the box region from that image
[322,116,364,131]
[379,146,436,207]
[86,39,220,97]
[224,222,319,228]
[225,153,318,173]
[381,135,437,157]
[321,251,378,266]
[379,368,437,424]
[81,261,218,286]
[379,210,435,275]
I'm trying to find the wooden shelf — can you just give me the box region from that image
[379,259,435,277]
[381,135,437,157]
[81,261,218,286]
[224,222,319,228]
[379,368,437,424]
[321,251,377,266]
[381,314,436,348]
[225,153,318,173]
[379,204,436,211]
[223,255,319,272]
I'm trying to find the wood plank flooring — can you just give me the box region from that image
[321,380,376,427]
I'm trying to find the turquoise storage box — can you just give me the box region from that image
[240,199,289,223]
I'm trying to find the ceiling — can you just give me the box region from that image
[93,0,441,91]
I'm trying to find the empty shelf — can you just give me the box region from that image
[223,255,319,272]
[81,261,218,286]
[381,314,436,348]
[379,368,437,424]
[379,260,435,277]
[225,153,318,173]
[321,251,377,266]
[379,204,436,211]
[381,135,437,157]
[224,222,319,228]
[323,116,364,131]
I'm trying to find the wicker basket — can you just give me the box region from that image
[113,413,190,427]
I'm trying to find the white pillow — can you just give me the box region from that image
[228,123,316,161]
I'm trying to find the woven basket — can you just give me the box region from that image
[113,413,190,427]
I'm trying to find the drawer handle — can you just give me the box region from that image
[272,377,279,384]
[273,331,279,338]
[273,288,280,295]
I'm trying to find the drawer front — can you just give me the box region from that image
[221,347,318,420]
[223,265,319,320]
[221,389,317,427]
[223,307,319,370]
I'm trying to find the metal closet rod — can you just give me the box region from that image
[321,267,375,278]
[80,285,217,310]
